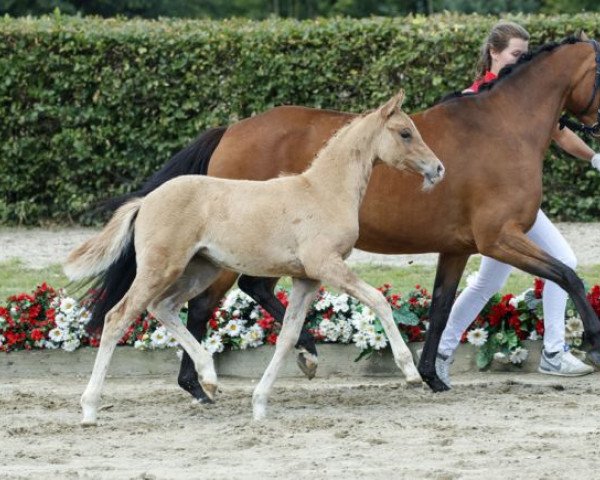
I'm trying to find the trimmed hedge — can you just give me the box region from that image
[1,13,600,224]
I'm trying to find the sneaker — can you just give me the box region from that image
[435,352,454,388]
[538,347,594,377]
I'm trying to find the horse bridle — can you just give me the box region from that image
[559,39,600,138]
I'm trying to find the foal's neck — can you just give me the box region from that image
[302,112,379,210]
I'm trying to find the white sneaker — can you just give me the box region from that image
[435,352,453,388]
[538,347,594,377]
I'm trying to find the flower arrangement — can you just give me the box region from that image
[1,279,598,370]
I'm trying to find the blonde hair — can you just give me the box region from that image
[476,21,530,78]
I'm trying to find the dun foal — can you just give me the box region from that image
[65,91,444,423]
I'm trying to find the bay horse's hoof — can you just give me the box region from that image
[585,349,600,369]
[200,382,218,402]
[296,349,318,380]
[419,369,451,393]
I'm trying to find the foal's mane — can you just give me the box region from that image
[437,36,583,104]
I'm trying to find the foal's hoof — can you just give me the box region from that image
[296,349,318,380]
[200,382,218,402]
[188,385,214,404]
[585,349,600,369]
[80,417,98,427]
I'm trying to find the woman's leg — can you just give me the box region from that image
[438,256,513,357]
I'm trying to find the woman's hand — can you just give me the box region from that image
[591,153,600,171]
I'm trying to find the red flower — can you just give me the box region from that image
[30,329,44,341]
[535,320,545,336]
[534,278,544,299]
[45,308,56,322]
[28,304,42,321]
[276,291,289,308]
[266,333,278,345]
[208,318,218,330]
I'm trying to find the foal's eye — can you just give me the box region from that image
[400,129,412,139]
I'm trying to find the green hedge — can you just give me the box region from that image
[1,13,599,224]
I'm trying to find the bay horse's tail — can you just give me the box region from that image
[65,199,143,281]
[81,126,227,334]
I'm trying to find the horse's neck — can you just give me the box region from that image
[302,114,377,210]
[485,45,587,151]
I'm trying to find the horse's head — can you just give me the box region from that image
[563,34,600,139]
[375,89,445,190]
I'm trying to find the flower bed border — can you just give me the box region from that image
[0,341,544,380]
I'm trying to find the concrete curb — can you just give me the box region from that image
[0,341,544,380]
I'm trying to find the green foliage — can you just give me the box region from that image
[1,14,600,225]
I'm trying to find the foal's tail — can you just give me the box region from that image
[64,199,143,281]
[80,126,227,334]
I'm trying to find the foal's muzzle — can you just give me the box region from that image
[422,163,445,191]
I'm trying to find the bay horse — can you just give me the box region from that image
[65,91,444,424]
[89,36,600,400]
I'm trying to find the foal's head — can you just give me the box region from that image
[375,90,445,190]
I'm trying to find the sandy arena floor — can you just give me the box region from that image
[1,372,600,479]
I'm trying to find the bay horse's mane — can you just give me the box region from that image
[437,36,583,104]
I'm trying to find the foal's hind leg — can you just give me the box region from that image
[81,284,152,425]
[307,256,421,384]
[151,259,223,402]
[252,278,320,421]
[238,275,319,379]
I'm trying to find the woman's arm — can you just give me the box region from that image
[551,125,596,161]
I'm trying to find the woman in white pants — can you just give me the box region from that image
[437,21,600,385]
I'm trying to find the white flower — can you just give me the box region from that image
[565,317,584,335]
[369,332,388,350]
[493,352,510,364]
[466,328,488,347]
[315,293,333,311]
[465,271,479,287]
[528,330,539,341]
[331,294,350,313]
[150,327,169,347]
[223,320,243,337]
[0,315,7,328]
[134,340,146,350]
[59,297,77,315]
[204,334,224,354]
[352,331,369,350]
[508,297,518,309]
[339,322,354,343]
[249,308,261,320]
[62,338,80,352]
[166,336,179,348]
[318,318,341,342]
[54,313,70,329]
[78,308,92,325]
[509,347,528,364]
[48,327,66,342]
[43,340,59,350]
[0,334,4,347]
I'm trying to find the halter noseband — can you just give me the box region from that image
[558,39,600,137]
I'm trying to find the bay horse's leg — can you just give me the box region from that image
[481,225,600,364]
[178,270,239,402]
[252,277,320,421]
[238,275,319,379]
[417,253,469,392]
[307,257,421,384]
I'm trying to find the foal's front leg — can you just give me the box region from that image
[309,257,421,384]
[238,274,319,379]
[252,278,320,421]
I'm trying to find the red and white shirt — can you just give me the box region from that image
[463,71,497,93]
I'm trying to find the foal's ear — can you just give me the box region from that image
[577,30,589,41]
[380,89,406,119]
